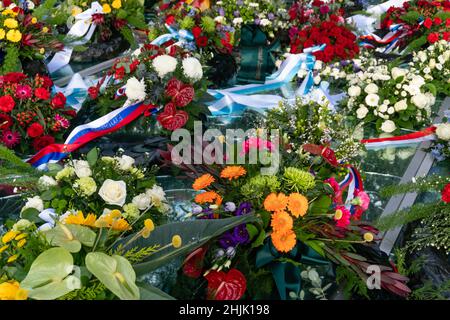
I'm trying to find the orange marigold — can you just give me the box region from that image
[264,192,288,212]
[271,229,297,253]
[220,166,246,180]
[288,193,309,218]
[192,174,215,191]
[270,211,293,232]
[195,191,222,205]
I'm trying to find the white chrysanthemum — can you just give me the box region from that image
[394,99,408,112]
[348,86,361,97]
[365,93,379,107]
[411,93,428,109]
[435,123,450,141]
[381,120,397,133]
[182,57,203,82]
[356,106,369,119]
[364,83,379,94]
[125,77,146,101]
[152,54,178,78]
[391,67,408,79]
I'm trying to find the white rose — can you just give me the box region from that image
[387,107,395,114]
[394,99,408,112]
[125,77,146,101]
[365,93,379,107]
[73,160,92,178]
[379,104,388,113]
[425,92,436,107]
[356,106,369,119]
[348,86,361,97]
[22,196,44,212]
[364,83,379,94]
[391,67,408,79]
[146,185,166,207]
[182,57,203,82]
[410,75,425,87]
[132,193,152,210]
[411,93,428,109]
[116,155,135,171]
[233,17,243,25]
[98,179,127,207]
[429,59,436,69]
[152,54,178,78]
[381,120,397,133]
[417,51,427,63]
[38,175,58,189]
[435,123,450,141]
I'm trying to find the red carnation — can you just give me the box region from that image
[192,26,202,38]
[51,92,67,109]
[166,15,175,25]
[0,95,15,113]
[41,75,53,88]
[427,32,439,43]
[433,17,442,25]
[27,122,44,138]
[3,72,26,83]
[442,183,450,203]
[32,135,55,151]
[205,269,246,300]
[423,17,433,29]
[114,66,126,80]
[196,36,208,47]
[88,86,99,99]
[34,88,50,100]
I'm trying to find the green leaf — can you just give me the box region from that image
[251,230,266,248]
[20,208,41,223]
[117,215,259,275]
[304,240,325,257]
[137,282,176,300]
[246,224,259,241]
[85,252,140,300]
[309,196,332,214]
[20,248,80,300]
[86,148,99,167]
[43,224,97,253]
[40,190,55,201]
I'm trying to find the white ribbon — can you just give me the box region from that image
[47,2,104,74]
[53,73,89,112]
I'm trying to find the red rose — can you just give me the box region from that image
[34,88,50,100]
[51,92,67,109]
[423,17,433,29]
[88,86,99,99]
[196,36,208,47]
[433,17,442,25]
[3,72,27,83]
[32,135,55,151]
[192,26,202,38]
[442,183,450,203]
[205,269,246,300]
[0,113,13,130]
[427,32,439,43]
[0,95,15,113]
[114,66,126,80]
[165,15,175,25]
[443,32,450,41]
[182,246,207,278]
[129,59,140,73]
[27,122,44,138]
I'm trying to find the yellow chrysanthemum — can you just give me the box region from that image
[3,18,18,29]
[0,28,5,40]
[102,3,112,13]
[192,174,215,191]
[0,281,28,300]
[270,211,293,232]
[2,231,19,244]
[64,211,97,227]
[264,192,288,212]
[111,0,122,9]
[172,235,182,248]
[220,166,246,180]
[287,193,309,218]
[271,229,296,253]
[6,29,21,42]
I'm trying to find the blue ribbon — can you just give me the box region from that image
[151,24,194,46]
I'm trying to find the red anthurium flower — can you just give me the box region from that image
[442,183,450,203]
[0,113,13,130]
[156,102,189,131]
[182,246,208,278]
[205,269,246,300]
[165,78,195,107]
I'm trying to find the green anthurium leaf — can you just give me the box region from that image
[43,224,96,253]
[137,282,176,300]
[116,214,259,275]
[85,252,140,300]
[20,247,81,300]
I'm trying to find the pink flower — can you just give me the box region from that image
[239,137,273,156]
[1,130,21,148]
[352,190,370,211]
[334,205,351,228]
[15,85,32,99]
[325,177,343,204]
[54,114,70,129]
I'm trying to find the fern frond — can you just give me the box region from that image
[113,244,160,264]
[380,175,450,198]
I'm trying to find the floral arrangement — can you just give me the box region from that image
[148,0,235,56]
[409,40,450,95]
[288,0,360,63]
[429,123,450,162]
[0,72,75,155]
[87,43,208,132]
[342,56,436,133]
[19,149,169,226]
[0,2,64,73]
[378,0,450,52]
[212,0,289,39]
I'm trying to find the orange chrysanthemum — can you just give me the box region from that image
[220,166,246,180]
[264,192,288,212]
[192,174,215,191]
[270,211,293,232]
[288,193,309,218]
[271,229,297,253]
[195,191,222,205]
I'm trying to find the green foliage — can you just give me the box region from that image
[335,265,369,299]
[180,16,195,30]
[380,175,450,197]
[113,244,160,264]
[119,25,137,48]
[400,11,421,24]
[409,280,450,300]
[58,282,107,300]
[1,46,21,73]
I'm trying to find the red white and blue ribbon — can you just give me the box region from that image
[361,126,437,149]
[339,165,364,213]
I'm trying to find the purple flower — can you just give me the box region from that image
[219,8,225,16]
[192,204,203,214]
[224,202,236,212]
[232,224,249,245]
[268,13,275,20]
[254,18,261,25]
[235,202,252,216]
[233,10,240,17]
[219,232,236,248]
